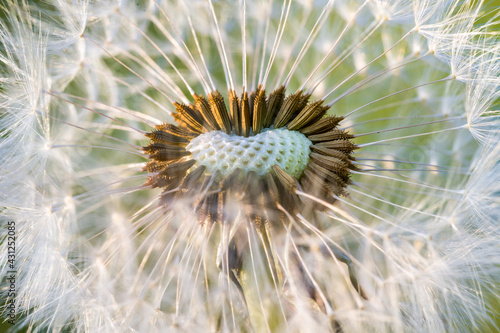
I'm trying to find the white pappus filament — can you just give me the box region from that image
[0,1,499,333]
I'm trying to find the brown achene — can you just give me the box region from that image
[143,85,359,225]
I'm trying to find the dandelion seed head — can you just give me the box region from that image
[1,0,500,331]
[143,85,358,230]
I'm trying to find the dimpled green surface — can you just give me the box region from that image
[186,128,312,178]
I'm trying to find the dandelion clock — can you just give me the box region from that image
[1,0,499,332]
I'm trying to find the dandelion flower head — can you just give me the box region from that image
[1,0,499,332]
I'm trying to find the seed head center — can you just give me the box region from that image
[144,86,358,218]
[186,128,312,178]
